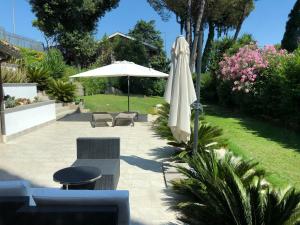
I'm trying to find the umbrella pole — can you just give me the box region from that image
[127,76,130,112]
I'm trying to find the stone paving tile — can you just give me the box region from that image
[0,113,181,225]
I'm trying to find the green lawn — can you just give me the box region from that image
[82,94,300,189]
[82,94,164,114]
[205,105,300,189]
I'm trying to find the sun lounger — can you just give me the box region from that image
[92,112,113,127]
[113,112,138,127]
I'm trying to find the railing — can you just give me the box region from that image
[0,27,44,52]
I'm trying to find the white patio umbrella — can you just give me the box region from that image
[70,61,168,111]
[164,36,197,143]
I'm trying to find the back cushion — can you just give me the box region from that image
[32,188,130,225]
[0,180,30,196]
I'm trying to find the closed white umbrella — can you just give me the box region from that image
[164,36,196,143]
[70,61,168,111]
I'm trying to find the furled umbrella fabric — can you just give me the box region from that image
[164,37,197,143]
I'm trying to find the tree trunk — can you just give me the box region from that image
[196,26,205,75]
[201,21,215,72]
[233,3,247,41]
[190,0,206,72]
[186,0,192,47]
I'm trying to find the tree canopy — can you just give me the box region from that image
[95,20,169,96]
[282,0,300,52]
[147,0,255,69]
[29,0,120,66]
[30,0,119,38]
[129,20,164,50]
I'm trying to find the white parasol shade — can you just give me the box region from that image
[70,61,168,111]
[164,36,197,143]
[70,61,168,78]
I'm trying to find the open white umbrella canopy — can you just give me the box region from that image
[70,61,168,78]
[164,36,197,143]
[70,61,168,111]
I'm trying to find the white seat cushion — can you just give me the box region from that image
[32,188,130,225]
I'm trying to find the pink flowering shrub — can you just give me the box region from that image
[219,44,287,92]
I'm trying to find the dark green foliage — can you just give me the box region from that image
[57,31,98,67]
[282,0,300,52]
[214,46,300,130]
[128,20,164,50]
[80,78,107,96]
[47,79,76,102]
[171,151,300,225]
[29,0,119,36]
[110,20,169,96]
[26,64,50,91]
[200,72,218,102]
[42,48,66,79]
[29,0,119,66]
[4,95,16,108]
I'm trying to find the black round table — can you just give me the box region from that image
[53,166,102,190]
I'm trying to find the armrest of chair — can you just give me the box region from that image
[77,137,120,159]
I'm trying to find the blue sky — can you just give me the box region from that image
[0,0,296,55]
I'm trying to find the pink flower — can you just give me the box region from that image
[219,44,286,93]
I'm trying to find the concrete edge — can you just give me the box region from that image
[4,100,56,114]
[3,83,38,87]
[2,119,56,143]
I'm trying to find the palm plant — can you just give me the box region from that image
[171,151,300,225]
[26,64,50,91]
[153,103,226,157]
[1,68,27,83]
[46,78,76,103]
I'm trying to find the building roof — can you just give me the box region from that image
[108,32,158,50]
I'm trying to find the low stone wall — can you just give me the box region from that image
[3,101,56,139]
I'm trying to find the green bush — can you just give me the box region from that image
[42,48,66,79]
[20,48,45,66]
[47,79,76,103]
[80,77,108,96]
[200,73,218,102]
[209,37,300,130]
[26,64,50,91]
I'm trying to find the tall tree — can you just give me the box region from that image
[233,0,255,40]
[29,0,120,66]
[96,20,169,96]
[128,20,164,50]
[282,0,300,52]
[147,0,255,70]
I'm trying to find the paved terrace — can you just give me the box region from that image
[0,113,179,225]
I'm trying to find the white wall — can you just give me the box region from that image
[3,83,37,100]
[4,102,56,136]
